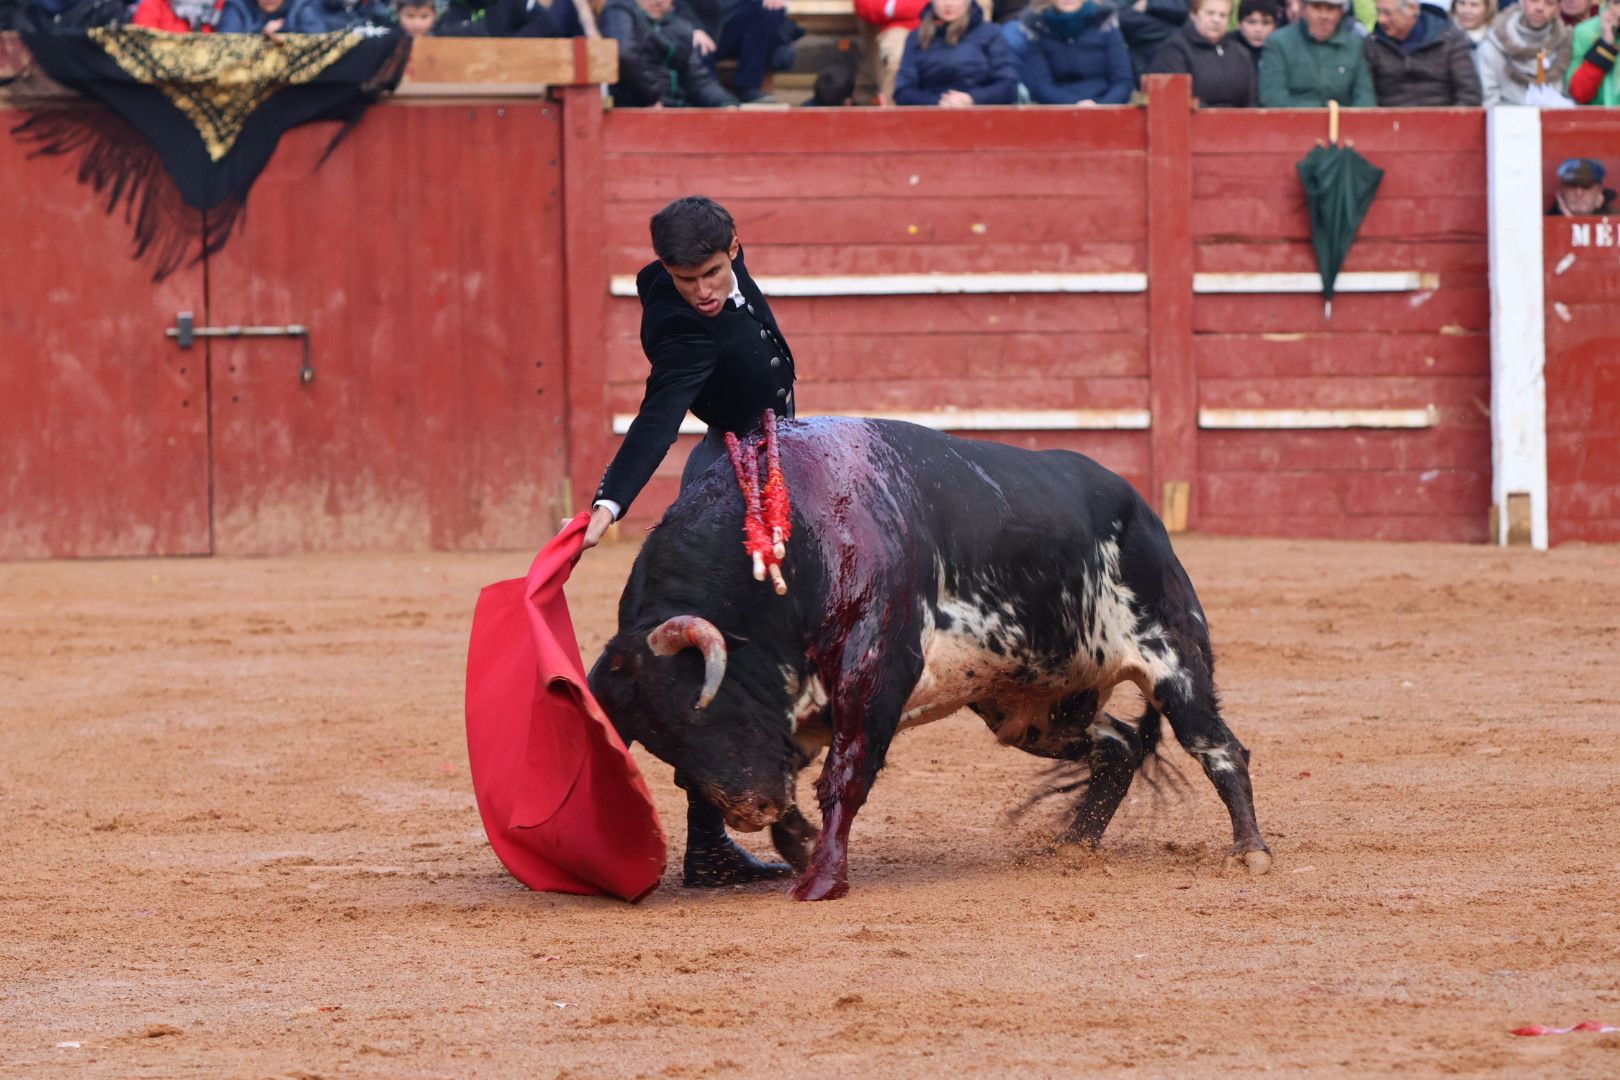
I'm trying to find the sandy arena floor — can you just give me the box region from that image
[2,534,1618,1078]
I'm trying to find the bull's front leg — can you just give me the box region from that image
[790,634,919,902]
[678,781,794,887]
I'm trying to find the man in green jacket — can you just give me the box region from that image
[1259,0,1378,106]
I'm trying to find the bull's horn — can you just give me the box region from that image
[645,616,728,710]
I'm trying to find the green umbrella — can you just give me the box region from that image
[1296,142,1385,318]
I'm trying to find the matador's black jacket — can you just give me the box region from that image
[595,247,796,515]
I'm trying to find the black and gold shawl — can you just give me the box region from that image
[10,27,410,278]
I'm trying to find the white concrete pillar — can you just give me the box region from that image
[1486,107,1549,550]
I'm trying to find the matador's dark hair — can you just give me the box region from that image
[650,196,736,267]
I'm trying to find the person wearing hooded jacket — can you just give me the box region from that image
[602,0,739,106]
[218,0,325,32]
[893,0,1020,104]
[1014,0,1134,103]
[1258,0,1377,104]
[1148,0,1259,104]
[1476,0,1574,104]
[1117,0,1187,81]
[1364,0,1483,104]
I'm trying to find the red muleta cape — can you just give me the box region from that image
[464,513,666,902]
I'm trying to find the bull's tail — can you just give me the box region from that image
[1005,704,1186,820]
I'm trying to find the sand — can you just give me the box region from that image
[2,535,1618,1078]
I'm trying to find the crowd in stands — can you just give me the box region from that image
[2,0,1618,108]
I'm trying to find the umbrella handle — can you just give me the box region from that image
[1328,100,1340,147]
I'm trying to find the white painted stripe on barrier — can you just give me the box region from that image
[1198,406,1438,430]
[608,272,1149,297]
[611,409,1153,435]
[1191,271,1436,293]
[1486,107,1549,549]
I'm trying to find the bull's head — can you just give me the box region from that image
[589,615,797,833]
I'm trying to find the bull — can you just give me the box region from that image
[589,418,1270,901]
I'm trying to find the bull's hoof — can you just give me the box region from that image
[683,838,794,888]
[788,871,848,902]
[1224,847,1274,876]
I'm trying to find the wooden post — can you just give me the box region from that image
[556,85,611,532]
[1144,74,1197,532]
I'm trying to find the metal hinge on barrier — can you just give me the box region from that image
[166,311,315,384]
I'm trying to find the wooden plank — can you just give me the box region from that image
[559,85,612,524]
[1144,74,1199,530]
[1193,271,1435,293]
[602,150,1146,201]
[605,375,1151,412]
[1196,512,1489,542]
[1192,196,1486,242]
[1194,151,1487,199]
[610,331,1149,383]
[604,195,1147,250]
[1198,406,1438,429]
[607,242,1147,277]
[1197,468,1489,518]
[611,408,1152,433]
[1191,289,1490,334]
[609,271,1148,296]
[1199,375,1491,427]
[606,293,1150,337]
[398,36,616,91]
[602,107,1147,155]
[1194,239,1489,275]
[1192,109,1485,154]
[1197,429,1488,472]
[1195,333,1488,378]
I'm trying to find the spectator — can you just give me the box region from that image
[131,0,226,29]
[1013,0,1133,104]
[395,0,437,32]
[1148,0,1259,104]
[1567,0,1620,101]
[438,0,592,35]
[602,0,740,106]
[1233,0,1280,70]
[1258,0,1377,104]
[304,0,391,30]
[1477,0,1573,103]
[680,0,794,103]
[1451,0,1494,45]
[1364,0,1483,103]
[1560,0,1593,26]
[893,0,1019,105]
[219,0,323,31]
[804,58,857,103]
[855,0,929,103]
[1116,0,1187,79]
[1548,157,1616,215]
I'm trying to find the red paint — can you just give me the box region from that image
[0,114,210,559]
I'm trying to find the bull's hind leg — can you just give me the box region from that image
[1055,709,1156,848]
[1152,672,1271,874]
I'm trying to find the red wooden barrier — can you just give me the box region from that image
[0,58,1515,558]
[1542,112,1620,545]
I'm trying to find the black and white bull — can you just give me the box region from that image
[589,418,1271,901]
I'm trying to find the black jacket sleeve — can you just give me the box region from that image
[594,317,718,514]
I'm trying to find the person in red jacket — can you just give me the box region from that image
[130,0,227,30]
[855,0,932,103]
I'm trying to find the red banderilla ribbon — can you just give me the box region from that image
[723,410,791,595]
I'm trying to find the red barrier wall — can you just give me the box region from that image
[1542,112,1620,546]
[590,92,1491,540]
[0,76,1514,557]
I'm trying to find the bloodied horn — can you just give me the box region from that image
[645,616,728,709]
